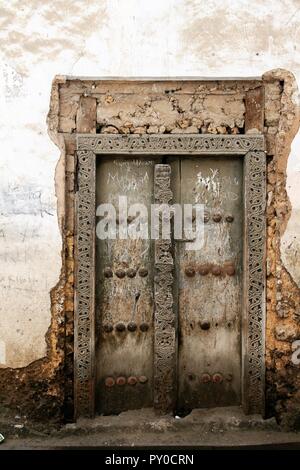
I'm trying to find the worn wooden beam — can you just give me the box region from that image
[62,133,76,154]
[76,96,97,133]
[245,86,264,133]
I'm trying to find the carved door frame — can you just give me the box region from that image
[75,134,266,418]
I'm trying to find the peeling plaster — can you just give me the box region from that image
[281,131,300,286]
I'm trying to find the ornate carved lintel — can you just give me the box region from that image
[77,134,265,154]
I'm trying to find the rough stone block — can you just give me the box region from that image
[275,325,298,342]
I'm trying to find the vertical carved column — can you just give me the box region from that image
[243,150,266,414]
[75,149,96,417]
[153,164,176,412]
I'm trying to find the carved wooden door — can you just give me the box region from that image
[76,134,265,419]
[170,156,243,414]
[95,156,242,415]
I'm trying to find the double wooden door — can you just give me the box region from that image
[95,155,243,415]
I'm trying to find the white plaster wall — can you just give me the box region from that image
[0,0,299,367]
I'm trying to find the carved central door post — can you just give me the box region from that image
[153,165,176,412]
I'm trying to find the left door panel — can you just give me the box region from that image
[95,157,155,414]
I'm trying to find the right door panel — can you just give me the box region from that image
[174,156,243,413]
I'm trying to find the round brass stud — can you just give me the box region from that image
[211,265,222,276]
[127,376,137,386]
[139,375,148,384]
[225,215,234,223]
[198,264,210,275]
[227,266,235,276]
[212,373,223,383]
[104,267,113,278]
[115,268,126,279]
[115,322,126,332]
[127,268,137,278]
[103,323,113,333]
[185,266,195,277]
[200,320,211,330]
[140,322,149,332]
[105,377,115,387]
[138,267,148,277]
[127,321,137,332]
[201,373,211,383]
[224,262,235,276]
[116,376,126,386]
[213,213,222,223]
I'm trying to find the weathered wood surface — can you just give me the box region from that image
[245,86,264,133]
[174,157,243,412]
[76,96,97,133]
[95,158,154,414]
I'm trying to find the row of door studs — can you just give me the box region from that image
[185,263,235,277]
[104,267,148,278]
[103,322,149,333]
[105,375,148,387]
[188,372,233,383]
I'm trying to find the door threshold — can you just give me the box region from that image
[69,406,277,432]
